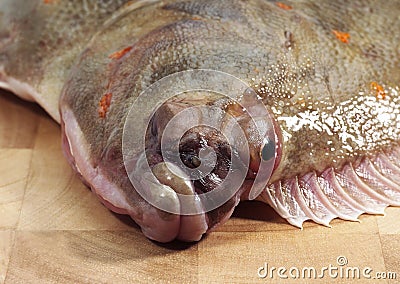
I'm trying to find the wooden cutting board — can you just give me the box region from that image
[0,89,399,283]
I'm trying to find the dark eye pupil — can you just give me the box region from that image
[190,156,201,168]
[261,139,275,161]
[181,152,202,168]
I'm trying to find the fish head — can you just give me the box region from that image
[124,74,281,230]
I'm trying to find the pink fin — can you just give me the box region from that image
[355,158,400,205]
[261,149,400,228]
[373,153,400,187]
[261,182,309,228]
[299,173,352,223]
[318,169,363,221]
[386,146,400,168]
[335,164,387,214]
[295,176,335,226]
[260,183,291,219]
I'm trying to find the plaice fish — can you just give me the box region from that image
[0,0,399,243]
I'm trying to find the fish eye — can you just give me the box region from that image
[181,152,201,168]
[190,156,201,168]
[261,139,275,161]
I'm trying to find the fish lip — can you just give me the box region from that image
[147,155,253,234]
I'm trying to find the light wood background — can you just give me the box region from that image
[0,90,399,283]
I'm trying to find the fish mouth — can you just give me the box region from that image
[130,89,281,239]
[145,123,248,230]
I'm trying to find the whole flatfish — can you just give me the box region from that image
[1,0,399,242]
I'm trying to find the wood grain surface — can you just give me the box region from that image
[0,90,399,283]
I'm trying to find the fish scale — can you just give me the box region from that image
[1,0,400,242]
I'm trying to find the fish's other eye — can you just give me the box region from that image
[261,139,275,161]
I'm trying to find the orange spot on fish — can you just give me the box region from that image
[98,93,113,119]
[332,30,350,43]
[370,82,386,100]
[108,46,133,60]
[43,0,57,3]
[276,2,293,10]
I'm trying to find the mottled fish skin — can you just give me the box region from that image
[0,0,134,121]
[1,0,400,242]
[62,0,400,182]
